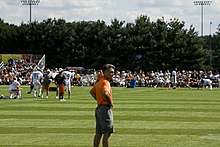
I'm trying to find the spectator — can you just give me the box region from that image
[8,57,13,67]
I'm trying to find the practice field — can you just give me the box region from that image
[0,86,220,147]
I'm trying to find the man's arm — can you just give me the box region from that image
[90,90,96,100]
[104,91,113,107]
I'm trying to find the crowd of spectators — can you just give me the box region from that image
[80,69,219,88]
[110,70,220,88]
[0,57,36,85]
[0,57,220,89]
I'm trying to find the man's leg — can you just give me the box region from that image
[102,133,111,147]
[46,86,49,98]
[17,90,21,99]
[9,91,13,98]
[67,83,71,99]
[41,86,44,98]
[56,85,59,98]
[30,83,34,94]
[68,90,70,99]
[59,93,63,100]
[59,85,65,101]
[38,84,42,97]
[94,134,102,147]
[33,84,37,97]
[210,83,213,90]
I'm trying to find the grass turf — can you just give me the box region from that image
[0,54,22,64]
[0,85,220,147]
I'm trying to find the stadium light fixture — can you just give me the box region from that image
[193,1,212,36]
[21,0,40,24]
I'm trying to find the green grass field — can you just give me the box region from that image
[1,54,22,64]
[0,86,220,147]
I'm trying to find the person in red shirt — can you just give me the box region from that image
[90,64,115,147]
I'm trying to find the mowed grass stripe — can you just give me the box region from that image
[113,87,218,92]
[7,102,220,111]
[117,128,220,135]
[0,106,94,111]
[0,115,219,122]
[2,99,220,106]
[0,134,94,147]
[1,109,219,118]
[0,114,94,120]
[0,127,219,136]
[0,107,219,112]
[0,127,93,134]
[1,119,219,129]
[1,110,219,118]
[115,107,220,112]
[2,98,220,105]
[116,98,220,102]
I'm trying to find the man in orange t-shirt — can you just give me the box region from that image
[90,64,115,147]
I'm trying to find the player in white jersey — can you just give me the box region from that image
[8,78,21,99]
[63,69,75,99]
[171,68,177,89]
[30,69,43,97]
[1,78,22,99]
[200,78,213,90]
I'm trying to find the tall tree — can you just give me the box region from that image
[210,25,220,69]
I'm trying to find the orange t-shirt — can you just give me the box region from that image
[90,77,112,105]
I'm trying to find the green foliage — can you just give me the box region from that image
[0,20,20,53]
[0,16,219,70]
[0,86,220,146]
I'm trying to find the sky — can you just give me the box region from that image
[0,0,220,36]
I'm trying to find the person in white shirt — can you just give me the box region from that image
[30,68,43,97]
[163,76,170,88]
[63,69,75,99]
[200,78,213,90]
[171,68,177,89]
[9,78,21,99]
[0,78,21,99]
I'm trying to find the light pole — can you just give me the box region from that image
[209,21,212,66]
[193,1,212,36]
[21,0,40,24]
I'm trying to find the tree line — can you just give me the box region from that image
[0,15,220,71]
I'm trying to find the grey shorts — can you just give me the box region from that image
[95,105,114,134]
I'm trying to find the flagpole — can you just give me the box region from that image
[34,54,45,70]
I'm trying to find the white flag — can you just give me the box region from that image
[0,62,4,69]
[35,54,45,70]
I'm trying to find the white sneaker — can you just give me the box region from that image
[56,96,58,99]
[46,96,48,98]
[41,95,44,98]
